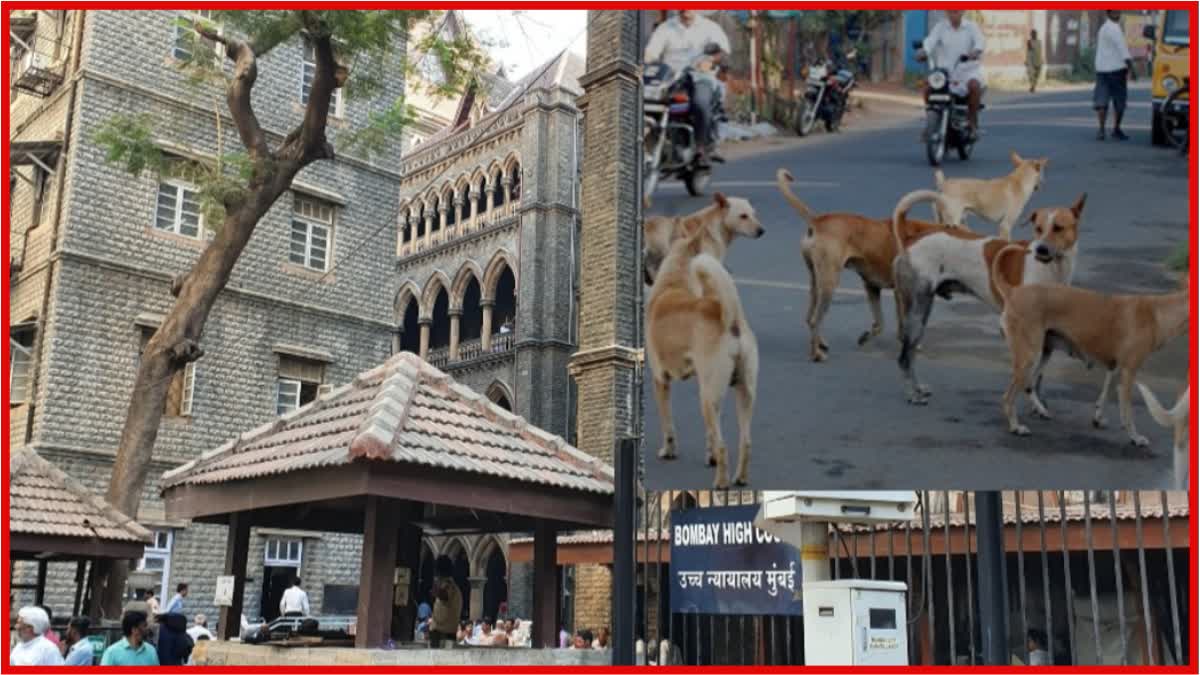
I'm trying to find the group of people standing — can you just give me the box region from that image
[11,583,211,666]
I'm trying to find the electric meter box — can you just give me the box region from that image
[802,579,909,666]
[759,491,918,525]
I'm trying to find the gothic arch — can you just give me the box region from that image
[450,260,484,310]
[420,270,452,319]
[395,280,423,320]
[485,380,514,412]
[501,152,521,174]
[470,535,506,577]
[481,249,516,302]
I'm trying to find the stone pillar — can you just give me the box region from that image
[438,205,448,239]
[448,310,462,361]
[424,213,434,248]
[568,10,643,463]
[480,301,494,352]
[485,180,495,214]
[418,320,431,360]
[502,178,512,214]
[219,512,251,641]
[469,190,480,229]
[467,576,487,622]
[452,197,463,233]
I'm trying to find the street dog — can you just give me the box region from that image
[646,225,759,489]
[778,168,960,362]
[1137,383,1189,489]
[933,151,1048,240]
[992,244,1188,445]
[643,193,765,285]
[892,190,1084,404]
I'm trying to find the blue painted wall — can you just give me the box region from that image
[903,10,929,74]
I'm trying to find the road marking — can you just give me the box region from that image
[659,180,840,190]
[734,277,870,296]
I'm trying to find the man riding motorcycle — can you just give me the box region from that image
[644,10,731,165]
[916,10,986,139]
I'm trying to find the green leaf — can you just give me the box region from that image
[337,97,418,160]
[92,113,164,176]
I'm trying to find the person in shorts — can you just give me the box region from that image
[1094,10,1136,140]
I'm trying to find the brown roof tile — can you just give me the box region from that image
[162,352,613,494]
[10,449,153,544]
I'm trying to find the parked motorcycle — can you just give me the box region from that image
[1160,76,1189,155]
[797,51,857,136]
[913,40,983,166]
[643,45,725,199]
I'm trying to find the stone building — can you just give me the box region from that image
[9,9,594,633]
[391,47,586,623]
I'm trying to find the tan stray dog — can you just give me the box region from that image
[646,226,759,489]
[779,169,954,362]
[934,150,1048,240]
[892,190,1084,405]
[643,193,765,285]
[1138,383,1190,489]
[993,245,1188,445]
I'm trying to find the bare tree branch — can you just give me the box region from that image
[198,24,271,164]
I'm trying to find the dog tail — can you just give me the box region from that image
[991,245,1025,306]
[891,189,950,251]
[1138,383,1189,430]
[933,169,946,189]
[688,253,742,333]
[776,169,817,224]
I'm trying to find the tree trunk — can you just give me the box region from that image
[93,23,338,618]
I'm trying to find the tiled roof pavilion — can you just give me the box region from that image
[160,352,614,649]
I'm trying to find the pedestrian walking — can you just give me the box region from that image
[164,582,189,614]
[143,588,160,616]
[279,577,311,617]
[100,611,159,666]
[428,555,463,648]
[156,612,195,666]
[1025,29,1044,93]
[1094,9,1136,140]
[63,617,95,666]
[11,607,64,666]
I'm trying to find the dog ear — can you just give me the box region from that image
[1071,193,1087,217]
[1036,158,1049,171]
[1010,150,1022,167]
[713,192,728,209]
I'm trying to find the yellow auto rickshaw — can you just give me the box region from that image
[1144,9,1189,147]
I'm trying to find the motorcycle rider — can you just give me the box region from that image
[644,10,731,165]
[916,10,986,139]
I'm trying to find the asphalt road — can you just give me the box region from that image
[643,84,1190,491]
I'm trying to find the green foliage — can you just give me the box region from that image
[92,114,165,176]
[338,97,418,160]
[1166,243,1189,272]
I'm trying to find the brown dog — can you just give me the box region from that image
[1137,383,1189,488]
[934,150,1048,240]
[646,225,759,489]
[779,169,955,361]
[993,245,1188,445]
[643,193,765,285]
[893,190,1085,404]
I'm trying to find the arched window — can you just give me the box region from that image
[399,298,420,353]
[510,162,521,201]
[445,189,457,227]
[430,287,450,350]
[492,171,506,208]
[477,177,488,212]
[401,210,412,243]
[459,188,471,223]
[493,266,516,336]
[415,203,426,238]
[461,277,483,343]
[430,195,441,233]
[482,546,507,621]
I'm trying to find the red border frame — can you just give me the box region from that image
[2,2,1195,673]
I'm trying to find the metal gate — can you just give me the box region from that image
[629,489,1190,666]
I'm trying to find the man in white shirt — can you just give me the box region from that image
[917,10,986,137]
[187,614,215,642]
[10,606,65,666]
[279,577,311,617]
[1093,10,1136,140]
[644,10,731,163]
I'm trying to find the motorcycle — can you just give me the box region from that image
[913,40,983,166]
[797,51,857,136]
[643,45,725,199]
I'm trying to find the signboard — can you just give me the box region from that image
[213,575,235,607]
[670,504,803,615]
[393,567,411,607]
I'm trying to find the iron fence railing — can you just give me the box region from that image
[631,489,1189,666]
